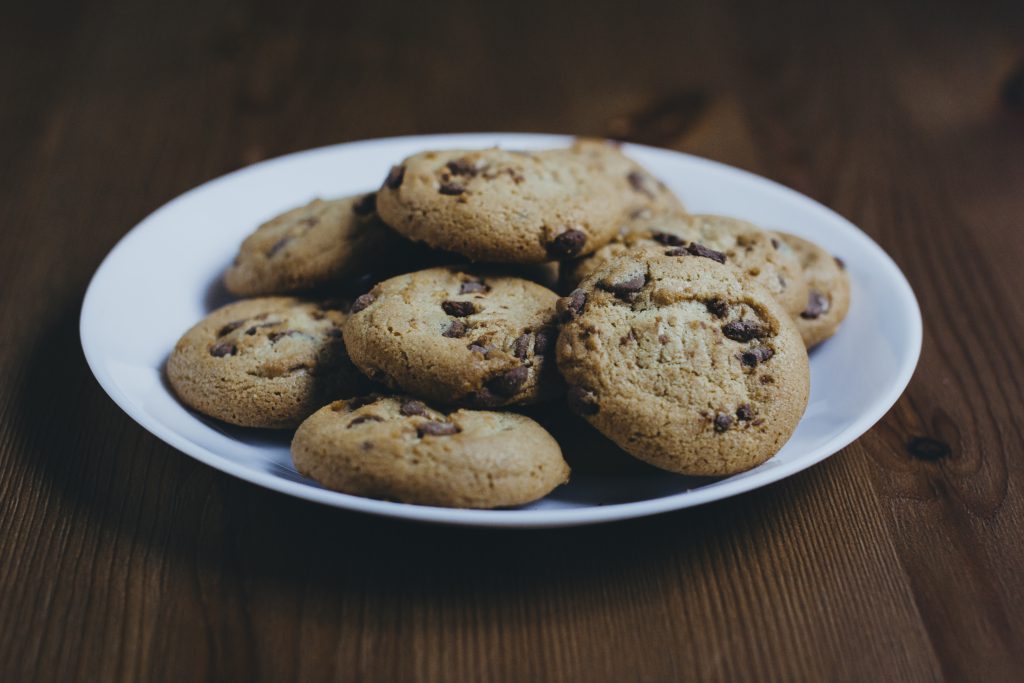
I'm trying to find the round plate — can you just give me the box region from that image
[80,133,921,527]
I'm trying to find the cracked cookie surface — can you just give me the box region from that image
[224,194,428,296]
[556,251,809,476]
[291,394,569,508]
[342,267,562,408]
[167,297,363,428]
[779,233,851,348]
[563,212,808,317]
[374,140,683,264]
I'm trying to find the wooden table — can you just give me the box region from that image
[2,1,1023,680]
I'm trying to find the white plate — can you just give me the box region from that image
[80,133,921,528]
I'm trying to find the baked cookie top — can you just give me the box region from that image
[224,194,422,296]
[779,233,851,348]
[167,297,363,428]
[342,267,562,408]
[556,250,809,476]
[291,394,569,508]
[563,212,809,317]
[374,141,682,264]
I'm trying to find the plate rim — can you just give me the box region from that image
[80,132,922,528]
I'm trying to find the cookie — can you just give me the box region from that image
[563,212,809,317]
[224,194,427,296]
[343,267,562,408]
[292,395,570,508]
[167,297,364,428]
[568,138,686,217]
[374,141,681,264]
[556,250,809,476]
[779,233,851,347]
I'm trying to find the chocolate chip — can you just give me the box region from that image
[217,320,245,337]
[210,342,237,357]
[599,272,646,299]
[740,346,775,367]
[513,333,533,359]
[417,421,460,437]
[627,170,656,198]
[533,329,553,356]
[651,231,685,246]
[547,229,587,258]
[704,299,728,318]
[465,387,501,408]
[487,365,529,397]
[467,343,491,356]
[446,158,477,176]
[348,396,377,409]
[459,280,490,294]
[770,237,780,250]
[722,320,768,342]
[566,386,599,415]
[439,181,465,195]
[443,320,467,338]
[686,242,727,263]
[834,256,846,270]
[442,300,476,317]
[400,400,428,417]
[352,193,377,215]
[664,247,688,256]
[351,293,376,313]
[268,329,298,343]
[384,165,405,189]
[736,404,754,421]
[558,289,587,321]
[267,236,292,257]
[714,413,734,433]
[245,322,278,335]
[800,291,830,319]
[347,415,384,428]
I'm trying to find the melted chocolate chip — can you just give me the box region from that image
[209,342,237,357]
[268,329,298,343]
[400,400,428,416]
[217,320,245,337]
[513,333,532,359]
[467,343,492,356]
[566,386,600,415]
[722,320,768,342]
[714,413,734,433]
[245,322,278,335]
[736,404,754,421]
[626,170,656,198]
[348,415,384,427]
[704,299,728,318]
[533,329,553,356]
[801,291,830,319]
[558,289,587,321]
[547,229,587,258]
[740,346,775,367]
[771,237,780,250]
[651,231,685,246]
[439,181,465,195]
[443,320,467,338]
[442,300,477,317]
[352,193,377,215]
[417,421,460,437]
[267,236,292,257]
[351,293,376,313]
[664,247,688,257]
[687,242,727,263]
[487,365,530,397]
[446,158,477,176]
[384,165,405,189]
[599,272,647,299]
[459,280,490,294]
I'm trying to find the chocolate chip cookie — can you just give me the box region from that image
[224,194,428,296]
[342,267,562,408]
[167,297,363,428]
[292,394,570,508]
[556,250,809,476]
[779,233,851,347]
[374,141,682,264]
[563,212,809,317]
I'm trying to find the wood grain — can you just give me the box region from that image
[1,0,1023,681]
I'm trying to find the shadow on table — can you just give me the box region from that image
[11,296,825,604]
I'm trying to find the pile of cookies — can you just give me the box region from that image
[167,139,850,509]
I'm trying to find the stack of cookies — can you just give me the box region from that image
[167,139,851,509]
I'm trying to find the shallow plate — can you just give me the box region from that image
[81,133,921,527]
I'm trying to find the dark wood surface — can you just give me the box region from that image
[2,1,1024,681]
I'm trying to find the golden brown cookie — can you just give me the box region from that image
[556,250,809,476]
[167,297,364,428]
[779,233,851,347]
[292,394,570,508]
